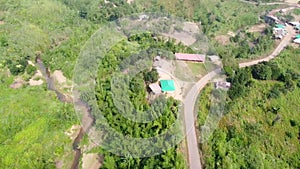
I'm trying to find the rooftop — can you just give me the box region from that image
[160,80,175,92]
[289,21,300,26]
[149,83,162,94]
[175,53,205,62]
[293,38,300,44]
[215,81,231,90]
[275,24,285,29]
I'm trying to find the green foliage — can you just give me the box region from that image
[6,56,28,76]
[91,34,187,168]
[199,47,300,169]
[193,0,275,34]
[293,8,300,15]
[26,64,37,76]
[251,63,272,80]
[143,68,159,84]
[228,67,252,100]
[129,32,194,54]
[59,0,138,23]
[268,83,282,99]
[0,0,286,168]
[0,71,78,168]
[226,30,274,59]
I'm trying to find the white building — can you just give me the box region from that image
[149,83,162,94]
[215,81,231,90]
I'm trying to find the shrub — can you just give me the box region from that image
[251,64,272,80]
[26,65,37,76]
[290,120,298,127]
[143,69,159,83]
[285,131,293,138]
[268,84,282,99]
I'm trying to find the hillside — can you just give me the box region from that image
[198,47,300,168]
[0,0,293,168]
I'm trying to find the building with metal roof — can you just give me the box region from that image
[160,80,175,92]
[149,83,162,94]
[293,38,300,44]
[289,21,300,26]
[175,53,205,62]
[215,81,231,90]
[275,24,285,29]
[264,15,279,24]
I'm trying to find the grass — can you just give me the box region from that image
[293,8,300,15]
[186,62,208,76]
[0,70,79,168]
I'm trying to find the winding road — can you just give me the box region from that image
[183,4,297,169]
[183,68,221,169]
[240,24,295,68]
[239,0,299,6]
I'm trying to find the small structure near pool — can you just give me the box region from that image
[160,80,176,93]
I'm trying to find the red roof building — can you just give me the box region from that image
[175,53,206,62]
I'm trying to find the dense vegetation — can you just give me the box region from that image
[217,27,275,60]
[79,33,191,168]
[0,70,78,168]
[244,0,282,2]
[0,0,288,168]
[198,47,300,168]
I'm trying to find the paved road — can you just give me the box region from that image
[239,0,298,6]
[183,7,296,169]
[239,24,295,68]
[183,68,221,169]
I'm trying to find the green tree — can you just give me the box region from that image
[251,64,272,80]
[143,69,159,83]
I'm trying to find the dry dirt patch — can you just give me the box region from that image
[183,22,200,33]
[163,22,200,46]
[163,31,197,46]
[53,70,67,84]
[248,23,266,33]
[285,0,298,4]
[65,125,82,141]
[27,60,35,66]
[214,35,230,45]
[82,153,102,169]
[127,0,134,4]
[10,77,25,89]
[29,70,44,86]
[0,21,4,25]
